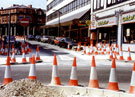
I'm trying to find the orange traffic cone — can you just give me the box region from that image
[107,44,110,55]
[127,47,132,61]
[119,47,124,60]
[29,48,32,62]
[94,47,98,55]
[107,58,119,91]
[11,49,16,63]
[129,62,135,93]
[116,45,119,55]
[22,48,27,63]
[83,43,86,54]
[77,42,81,51]
[67,42,70,50]
[28,56,37,80]
[113,53,117,60]
[51,54,61,85]
[69,57,78,86]
[109,47,113,59]
[101,47,104,55]
[87,45,91,55]
[88,56,99,88]
[3,56,13,85]
[36,46,41,61]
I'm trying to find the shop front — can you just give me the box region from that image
[96,16,118,45]
[122,11,135,51]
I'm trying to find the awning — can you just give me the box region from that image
[40,19,79,28]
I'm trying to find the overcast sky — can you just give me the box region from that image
[0,0,46,9]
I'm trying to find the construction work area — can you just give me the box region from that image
[0,40,135,97]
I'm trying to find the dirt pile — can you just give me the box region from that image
[0,79,65,97]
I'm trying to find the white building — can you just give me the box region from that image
[46,0,91,43]
[91,0,135,51]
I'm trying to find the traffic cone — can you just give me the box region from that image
[107,58,119,91]
[119,47,124,60]
[83,43,86,54]
[11,45,14,55]
[28,56,37,80]
[116,45,119,55]
[113,53,117,60]
[87,45,91,55]
[11,49,16,63]
[36,46,41,61]
[107,47,110,55]
[29,48,32,62]
[3,56,13,85]
[94,47,98,55]
[127,47,132,61]
[88,56,99,88]
[4,45,8,55]
[109,47,113,59]
[67,42,70,50]
[69,57,78,86]
[129,62,135,93]
[77,42,81,51]
[101,47,104,55]
[51,54,61,85]
[22,48,27,63]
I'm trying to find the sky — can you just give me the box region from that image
[0,0,46,9]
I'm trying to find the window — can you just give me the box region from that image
[47,0,90,22]
[107,0,129,7]
[93,0,104,11]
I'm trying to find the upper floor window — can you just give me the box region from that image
[93,0,104,11]
[107,0,129,7]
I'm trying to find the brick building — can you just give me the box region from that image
[0,4,46,36]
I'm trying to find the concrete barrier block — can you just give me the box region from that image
[104,90,120,97]
[119,92,135,97]
[87,88,104,97]
[49,86,87,96]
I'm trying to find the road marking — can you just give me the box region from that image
[58,55,73,60]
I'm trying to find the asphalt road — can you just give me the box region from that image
[0,40,133,92]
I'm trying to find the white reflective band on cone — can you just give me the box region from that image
[4,66,12,78]
[109,68,117,82]
[90,67,98,80]
[70,67,77,80]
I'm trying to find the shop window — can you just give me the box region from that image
[123,24,135,44]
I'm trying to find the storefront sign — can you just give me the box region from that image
[122,12,135,24]
[97,17,117,28]
[91,14,96,30]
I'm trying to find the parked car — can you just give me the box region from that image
[59,38,77,49]
[27,35,34,40]
[35,35,41,41]
[54,37,64,45]
[2,36,16,45]
[41,36,49,43]
[48,36,55,44]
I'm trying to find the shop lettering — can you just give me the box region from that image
[122,15,135,22]
[98,21,109,26]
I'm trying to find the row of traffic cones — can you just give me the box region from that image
[10,46,41,64]
[3,54,135,93]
